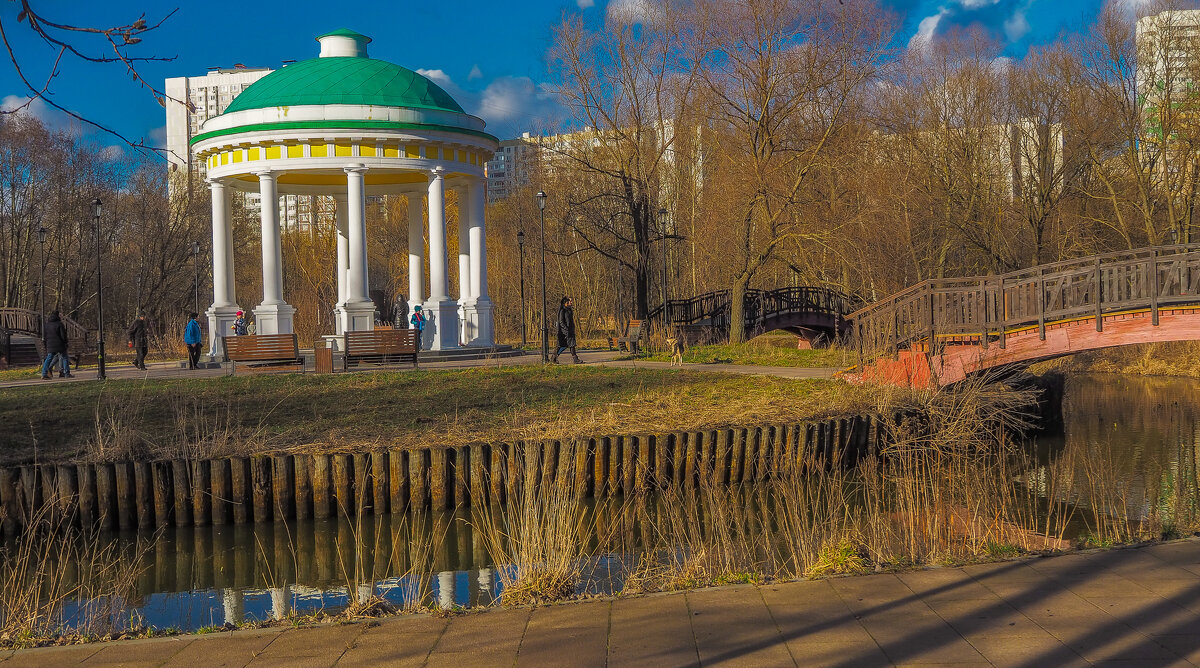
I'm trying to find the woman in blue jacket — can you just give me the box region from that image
[184,312,203,370]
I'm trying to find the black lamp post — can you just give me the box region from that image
[192,241,201,316]
[93,198,106,380]
[517,229,527,346]
[36,225,46,334]
[1169,228,1178,246]
[659,207,669,319]
[536,190,548,363]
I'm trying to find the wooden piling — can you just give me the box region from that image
[39,465,59,525]
[211,458,231,525]
[573,439,590,498]
[372,451,389,514]
[683,432,697,487]
[229,457,251,524]
[454,446,469,507]
[119,463,142,530]
[272,455,294,522]
[18,466,39,527]
[172,459,192,527]
[353,453,371,513]
[0,468,19,535]
[594,437,610,497]
[470,444,487,507]
[310,454,332,520]
[76,463,97,529]
[333,454,353,517]
[410,448,429,510]
[152,461,173,527]
[294,455,313,521]
[429,448,447,510]
[250,456,272,523]
[608,436,622,495]
[715,430,731,485]
[389,449,408,513]
[653,433,669,489]
[186,460,209,527]
[94,463,116,532]
[731,429,747,484]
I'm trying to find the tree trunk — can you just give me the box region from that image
[728,277,748,344]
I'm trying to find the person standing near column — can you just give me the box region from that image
[127,313,149,370]
[184,312,203,370]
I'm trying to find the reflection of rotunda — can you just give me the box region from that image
[192,29,498,352]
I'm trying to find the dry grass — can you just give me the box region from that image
[0,366,901,466]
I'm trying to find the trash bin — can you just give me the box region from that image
[314,340,334,374]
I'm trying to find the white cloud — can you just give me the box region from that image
[577,0,595,7]
[1003,9,1030,41]
[908,11,945,51]
[0,95,72,130]
[468,64,483,80]
[415,68,565,138]
[606,0,662,26]
[416,68,453,88]
[149,125,167,149]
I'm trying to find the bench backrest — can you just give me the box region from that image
[344,328,418,356]
[224,334,299,362]
[627,320,643,338]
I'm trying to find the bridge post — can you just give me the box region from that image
[1150,249,1160,326]
[1037,268,1046,341]
[979,279,988,350]
[1095,258,1103,333]
[997,276,1006,350]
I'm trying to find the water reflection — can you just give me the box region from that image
[21,374,1200,634]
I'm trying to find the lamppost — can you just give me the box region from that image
[93,198,106,380]
[659,207,669,320]
[517,229,527,346]
[192,241,201,316]
[536,191,548,363]
[36,225,46,334]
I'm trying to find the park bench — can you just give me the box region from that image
[343,328,419,371]
[223,334,304,375]
[608,319,644,353]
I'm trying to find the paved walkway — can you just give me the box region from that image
[7,539,1199,667]
[0,351,836,390]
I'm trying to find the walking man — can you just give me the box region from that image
[127,313,149,370]
[184,312,203,370]
[552,296,581,364]
[40,310,72,379]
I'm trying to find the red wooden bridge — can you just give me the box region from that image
[847,245,1200,387]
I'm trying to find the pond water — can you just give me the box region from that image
[16,373,1200,634]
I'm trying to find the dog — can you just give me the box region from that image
[666,336,685,366]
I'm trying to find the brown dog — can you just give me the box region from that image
[666,336,685,366]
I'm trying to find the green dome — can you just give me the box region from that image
[222,56,465,115]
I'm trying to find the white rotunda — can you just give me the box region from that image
[192,29,498,354]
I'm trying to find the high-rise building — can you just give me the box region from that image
[1136,9,1200,144]
[166,66,322,228]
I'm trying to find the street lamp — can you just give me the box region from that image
[36,225,46,334]
[1169,228,1179,246]
[192,241,201,317]
[536,190,548,363]
[93,198,106,380]
[659,207,669,321]
[517,229,527,347]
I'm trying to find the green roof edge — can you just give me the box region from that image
[316,28,372,42]
[189,119,498,147]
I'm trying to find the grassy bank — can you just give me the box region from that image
[1033,341,1200,379]
[639,333,851,368]
[0,365,891,466]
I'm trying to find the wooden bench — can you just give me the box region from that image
[224,334,304,375]
[608,319,644,353]
[343,328,419,371]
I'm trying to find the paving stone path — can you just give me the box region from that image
[6,539,1200,667]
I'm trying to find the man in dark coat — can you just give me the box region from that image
[40,311,71,379]
[127,314,149,370]
[552,296,581,364]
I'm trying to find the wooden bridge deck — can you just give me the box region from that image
[849,245,1200,387]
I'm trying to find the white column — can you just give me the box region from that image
[407,190,425,316]
[428,169,448,301]
[423,167,459,350]
[333,195,349,335]
[341,165,375,332]
[206,179,240,358]
[457,186,472,345]
[462,177,494,347]
[252,170,294,334]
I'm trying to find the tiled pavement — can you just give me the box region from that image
[6,539,1200,667]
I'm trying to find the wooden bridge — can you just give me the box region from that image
[649,286,854,345]
[848,245,1200,387]
[0,308,96,366]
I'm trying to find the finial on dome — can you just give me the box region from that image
[316,29,371,58]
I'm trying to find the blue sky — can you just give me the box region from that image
[0,0,1117,156]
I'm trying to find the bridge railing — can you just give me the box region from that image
[851,244,1200,365]
[0,307,96,352]
[650,286,855,337]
